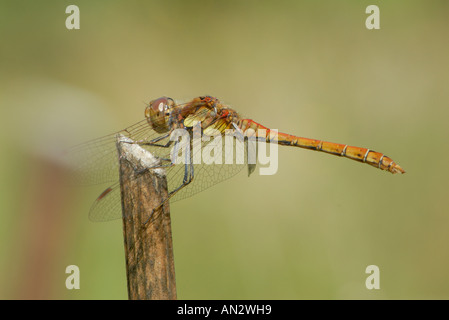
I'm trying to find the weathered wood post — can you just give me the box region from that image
[116,134,176,300]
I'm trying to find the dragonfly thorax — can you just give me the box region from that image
[145,96,175,133]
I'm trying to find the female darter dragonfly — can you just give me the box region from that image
[69,96,405,221]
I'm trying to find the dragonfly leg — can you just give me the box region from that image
[169,160,194,197]
[142,144,195,227]
[167,142,195,200]
[118,137,172,168]
[119,144,175,176]
[134,158,174,175]
[120,133,177,175]
[139,133,172,148]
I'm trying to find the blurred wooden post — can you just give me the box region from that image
[116,134,177,300]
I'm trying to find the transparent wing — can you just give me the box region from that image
[88,182,122,221]
[67,119,174,186]
[88,133,249,221]
[167,135,248,203]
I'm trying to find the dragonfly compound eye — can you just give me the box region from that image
[145,97,174,133]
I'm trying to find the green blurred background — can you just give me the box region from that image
[1,0,448,299]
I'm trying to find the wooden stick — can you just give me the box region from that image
[116,134,177,300]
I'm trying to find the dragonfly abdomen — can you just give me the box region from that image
[239,119,405,174]
[278,134,405,174]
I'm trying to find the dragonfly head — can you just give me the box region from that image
[145,97,175,133]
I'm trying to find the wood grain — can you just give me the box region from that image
[116,134,176,300]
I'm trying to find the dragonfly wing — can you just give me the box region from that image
[88,182,122,221]
[165,135,248,204]
[67,119,170,185]
[85,126,252,221]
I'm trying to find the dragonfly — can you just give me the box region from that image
[69,96,405,221]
